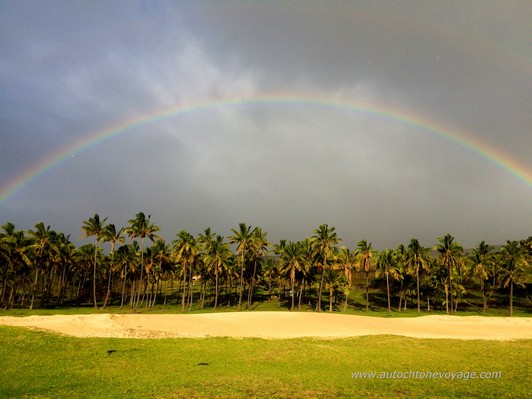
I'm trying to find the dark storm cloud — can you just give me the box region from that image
[0,0,530,249]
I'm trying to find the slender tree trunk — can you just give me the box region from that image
[238,252,245,311]
[365,270,369,311]
[135,238,145,310]
[416,265,421,315]
[317,262,325,312]
[481,282,487,314]
[444,283,449,314]
[30,269,39,310]
[214,266,219,309]
[509,279,513,316]
[103,248,116,309]
[93,239,99,310]
[448,267,453,313]
[120,267,127,309]
[298,279,304,311]
[398,280,403,312]
[290,270,295,311]
[386,272,391,314]
[248,260,258,309]
[181,263,187,311]
[329,287,333,312]
[188,267,193,311]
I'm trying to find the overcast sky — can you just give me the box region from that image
[1,0,530,250]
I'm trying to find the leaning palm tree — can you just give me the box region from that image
[435,234,464,313]
[124,212,160,309]
[81,214,108,309]
[311,224,340,312]
[405,238,429,315]
[499,241,529,316]
[101,224,125,309]
[229,223,255,310]
[354,239,376,312]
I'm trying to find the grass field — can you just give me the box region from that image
[1,325,530,399]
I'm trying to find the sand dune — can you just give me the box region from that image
[0,312,530,340]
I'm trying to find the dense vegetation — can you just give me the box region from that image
[1,213,530,315]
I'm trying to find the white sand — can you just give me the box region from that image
[0,312,531,340]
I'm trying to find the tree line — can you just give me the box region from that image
[0,212,530,315]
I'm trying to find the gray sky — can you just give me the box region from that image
[1,0,531,249]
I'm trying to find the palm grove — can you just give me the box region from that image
[0,212,530,315]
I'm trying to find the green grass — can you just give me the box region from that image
[0,326,530,399]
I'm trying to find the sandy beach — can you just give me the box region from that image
[0,312,530,340]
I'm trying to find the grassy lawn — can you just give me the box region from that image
[0,326,530,399]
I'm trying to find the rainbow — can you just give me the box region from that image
[1,93,531,203]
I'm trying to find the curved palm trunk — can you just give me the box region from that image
[103,247,115,309]
[248,260,258,309]
[298,279,304,311]
[29,269,39,310]
[120,265,127,309]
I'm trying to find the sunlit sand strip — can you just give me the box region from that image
[0,313,530,340]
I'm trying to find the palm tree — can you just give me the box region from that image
[1,223,33,308]
[499,241,529,316]
[280,241,305,311]
[202,234,232,309]
[376,248,398,314]
[124,212,160,309]
[435,234,464,313]
[355,240,376,312]
[172,230,198,311]
[311,224,340,312]
[247,227,269,308]
[262,258,281,301]
[324,269,347,311]
[467,241,494,314]
[28,222,58,309]
[81,214,108,309]
[406,238,429,315]
[117,242,139,308]
[229,223,255,310]
[101,224,124,309]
